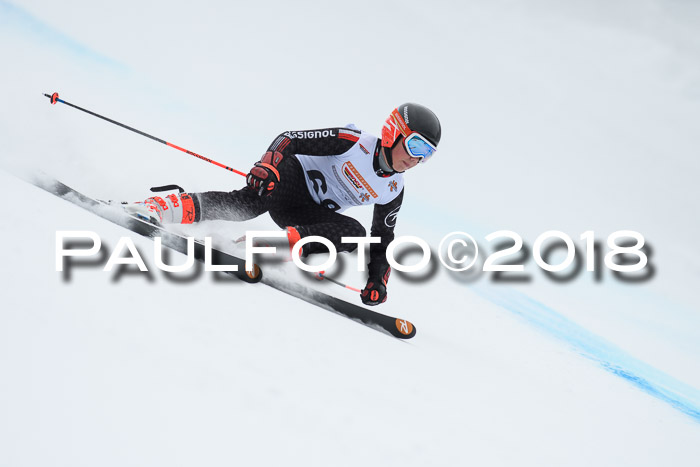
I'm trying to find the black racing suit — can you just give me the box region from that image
[189,129,403,280]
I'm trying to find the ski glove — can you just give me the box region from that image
[247,151,285,196]
[361,267,391,306]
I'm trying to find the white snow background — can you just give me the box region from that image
[1,0,700,465]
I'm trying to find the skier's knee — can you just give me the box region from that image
[340,224,367,253]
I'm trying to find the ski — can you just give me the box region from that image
[28,175,417,339]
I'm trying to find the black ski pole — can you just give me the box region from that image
[44,92,247,177]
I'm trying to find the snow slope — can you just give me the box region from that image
[1,0,700,465]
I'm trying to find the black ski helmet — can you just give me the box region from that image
[381,103,441,170]
[382,103,441,148]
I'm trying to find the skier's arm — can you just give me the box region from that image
[362,188,404,305]
[266,128,361,157]
[247,128,361,195]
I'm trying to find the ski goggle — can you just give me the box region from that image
[385,108,437,163]
[403,132,437,162]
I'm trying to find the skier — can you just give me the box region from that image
[135,103,441,306]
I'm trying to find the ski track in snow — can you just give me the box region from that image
[404,190,700,423]
[474,286,700,422]
[121,181,700,422]
[0,0,126,70]
[27,167,700,423]
[4,0,700,463]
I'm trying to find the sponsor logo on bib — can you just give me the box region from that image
[342,162,378,198]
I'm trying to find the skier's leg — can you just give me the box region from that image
[260,157,367,254]
[192,188,268,222]
[269,205,366,255]
[129,187,267,225]
[186,154,313,223]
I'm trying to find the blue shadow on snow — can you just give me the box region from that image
[475,286,700,423]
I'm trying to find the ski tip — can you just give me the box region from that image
[393,318,416,339]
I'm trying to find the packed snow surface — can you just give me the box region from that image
[1,1,699,465]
